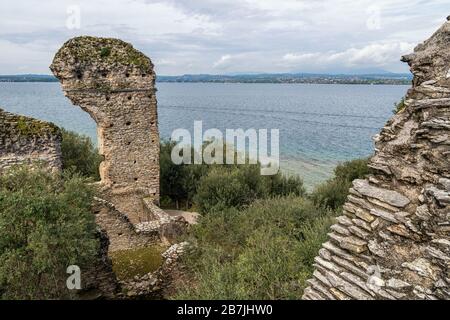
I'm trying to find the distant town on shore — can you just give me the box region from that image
[0,72,412,85]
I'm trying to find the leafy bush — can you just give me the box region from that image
[174,197,333,299]
[160,140,210,208]
[193,165,305,213]
[160,140,189,207]
[193,165,263,213]
[310,158,370,210]
[393,97,406,114]
[266,173,306,198]
[0,166,98,299]
[160,140,305,211]
[61,129,102,180]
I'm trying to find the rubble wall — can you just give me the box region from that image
[303,19,450,300]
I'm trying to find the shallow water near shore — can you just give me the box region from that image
[0,82,408,188]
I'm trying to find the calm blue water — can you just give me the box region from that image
[0,82,408,187]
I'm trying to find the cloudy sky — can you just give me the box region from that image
[0,0,447,75]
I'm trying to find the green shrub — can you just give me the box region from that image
[393,97,406,114]
[193,165,305,214]
[193,165,261,213]
[0,165,98,299]
[266,173,306,198]
[160,140,210,209]
[160,140,305,211]
[174,196,333,299]
[334,158,370,182]
[61,129,102,180]
[160,140,188,207]
[310,158,370,210]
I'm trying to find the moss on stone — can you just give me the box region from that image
[393,97,406,114]
[56,36,152,72]
[10,115,60,137]
[100,47,111,58]
[110,246,164,281]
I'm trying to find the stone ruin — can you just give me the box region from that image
[0,109,119,299]
[50,37,186,298]
[51,37,184,241]
[51,36,160,224]
[0,108,62,172]
[2,22,448,300]
[303,19,450,300]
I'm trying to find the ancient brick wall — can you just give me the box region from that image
[50,37,160,224]
[0,108,62,171]
[303,19,450,300]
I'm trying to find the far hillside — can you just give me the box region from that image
[0,73,412,84]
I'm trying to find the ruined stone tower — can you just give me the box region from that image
[51,37,160,223]
[303,19,450,300]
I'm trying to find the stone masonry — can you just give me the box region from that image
[50,37,160,225]
[0,108,62,172]
[302,19,450,300]
[51,37,186,253]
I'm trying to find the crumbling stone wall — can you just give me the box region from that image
[50,37,160,224]
[76,229,120,299]
[0,108,62,171]
[92,197,160,252]
[303,19,450,300]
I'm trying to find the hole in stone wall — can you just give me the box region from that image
[127,96,132,100]
[106,96,110,101]
[102,72,107,77]
[126,121,131,126]
[133,160,137,164]
[125,73,130,78]
[134,178,138,181]
[141,74,146,77]
[76,71,83,80]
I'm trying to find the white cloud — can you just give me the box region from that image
[213,55,233,68]
[0,0,446,74]
[282,41,416,71]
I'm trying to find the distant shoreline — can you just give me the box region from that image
[0,73,412,85]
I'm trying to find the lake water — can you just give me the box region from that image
[0,82,409,188]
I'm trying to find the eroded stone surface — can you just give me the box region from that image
[0,108,62,172]
[50,37,188,298]
[303,19,450,300]
[51,37,160,225]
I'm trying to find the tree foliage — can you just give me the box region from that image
[160,140,305,211]
[61,129,102,180]
[174,197,333,299]
[194,165,305,213]
[0,166,98,299]
[310,158,371,210]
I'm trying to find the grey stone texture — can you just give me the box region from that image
[50,36,160,225]
[303,19,450,300]
[0,108,62,172]
[50,39,188,298]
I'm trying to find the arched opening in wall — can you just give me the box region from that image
[1,78,103,182]
[43,82,104,182]
[59,107,103,182]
